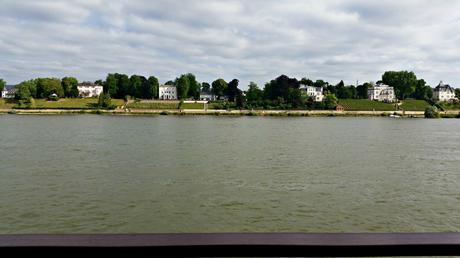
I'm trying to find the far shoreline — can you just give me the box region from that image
[1,108,460,118]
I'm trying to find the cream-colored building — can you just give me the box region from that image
[368,83,396,102]
[159,85,177,100]
[433,81,457,102]
[77,83,103,98]
[301,86,324,102]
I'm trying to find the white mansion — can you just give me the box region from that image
[368,83,396,102]
[159,85,177,100]
[433,81,457,102]
[77,82,103,98]
[300,86,324,102]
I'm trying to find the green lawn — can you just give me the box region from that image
[399,99,431,111]
[338,99,397,111]
[0,99,16,109]
[127,101,179,109]
[182,103,204,109]
[15,98,124,109]
[438,102,460,110]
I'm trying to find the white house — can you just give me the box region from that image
[368,83,396,102]
[199,91,217,101]
[1,86,16,99]
[159,85,177,100]
[301,86,324,102]
[77,82,103,98]
[433,81,457,102]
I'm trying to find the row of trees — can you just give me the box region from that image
[104,73,159,99]
[15,77,79,101]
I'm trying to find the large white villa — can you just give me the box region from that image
[368,83,396,102]
[1,87,16,99]
[433,81,457,102]
[77,82,103,98]
[159,85,177,100]
[301,86,324,102]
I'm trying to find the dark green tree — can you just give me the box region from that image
[201,82,211,92]
[145,76,159,99]
[324,93,338,109]
[356,83,370,99]
[211,78,228,100]
[36,78,64,98]
[300,77,314,86]
[381,71,418,99]
[411,79,433,101]
[129,75,142,97]
[226,79,240,102]
[61,77,79,97]
[176,74,190,99]
[104,74,117,96]
[98,92,113,108]
[456,88,460,98]
[0,78,5,92]
[246,82,263,103]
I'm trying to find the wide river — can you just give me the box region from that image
[0,115,459,233]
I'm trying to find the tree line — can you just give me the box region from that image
[3,70,459,110]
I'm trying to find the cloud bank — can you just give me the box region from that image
[1,0,459,88]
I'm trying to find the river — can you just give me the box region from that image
[0,115,459,233]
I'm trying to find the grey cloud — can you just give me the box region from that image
[0,0,459,88]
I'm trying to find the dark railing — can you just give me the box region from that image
[1,233,460,257]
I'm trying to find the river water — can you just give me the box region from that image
[0,115,459,233]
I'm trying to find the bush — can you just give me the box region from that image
[98,93,114,109]
[424,106,440,118]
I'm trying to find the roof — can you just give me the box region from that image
[78,82,101,87]
[434,81,454,92]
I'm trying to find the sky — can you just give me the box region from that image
[1,0,460,89]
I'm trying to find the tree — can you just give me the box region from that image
[246,82,263,103]
[129,75,142,97]
[185,73,199,100]
[0,78,5,92]
[335,80,346,98]
[201,82,211,92]
[235,90,245,109]
[95,79,104,86]
[300,77,314,86]
[424,106,440,118]
[324,93,338,109]
[381,71,418,99]
[411,79,433,101]
[36,78,64,98]
[61,77,79,97]
[356,83,370,99]
[104,74,117,96]
[456,88,460,98]
[176,74,190,99]
[226,79,240,102]
[145,76,159,99]
[165,80,175,85]
[115,74,130,99]
[212,79,228,100]
[263,75,302,108]
[98,92,113,109]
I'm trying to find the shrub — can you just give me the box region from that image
[424,106,440,118]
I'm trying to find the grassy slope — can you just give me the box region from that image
[399,99,431,111]
[338,99,397,111]
[16,98,124,109]
[0,99,16,109]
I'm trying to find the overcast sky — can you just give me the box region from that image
[1,0,459,88]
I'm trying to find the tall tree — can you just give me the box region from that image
[211,79,228,100]
[456,88,460,99]
[411,79,433,101]
[61,77,79,97]
[36,78,64,98]
[381,71,418,99]
[115,74,130,99]
[246,82,263,103]
[356,83,370,99]
[201,82,211,92]
[129,75,142,97]
[263,75,302,107]
[105,74,117,96]
[146,76,159,99]
[226,79,240,102]
[176,74,190,99]
[0,78,5,92]
[300,77,314,86]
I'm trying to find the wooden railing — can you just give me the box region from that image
[1,233,460,257]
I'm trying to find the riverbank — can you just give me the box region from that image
[1,108,460,118]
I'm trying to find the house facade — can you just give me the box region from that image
[301,86,324,102]
[433,81,457,102]
[1,86,16,99]
[199,91,217,101]
[368,83,396,102]
[159,85,177,100]
[77,83,103,98]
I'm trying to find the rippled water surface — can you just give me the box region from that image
[0,115,459,233]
